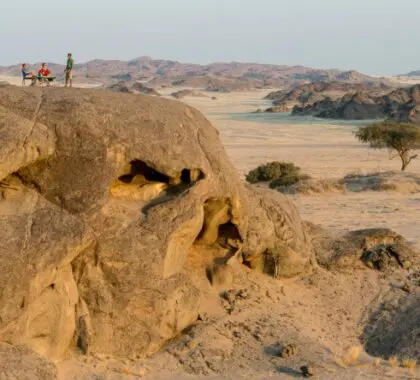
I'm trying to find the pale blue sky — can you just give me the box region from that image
[0,0,419,75]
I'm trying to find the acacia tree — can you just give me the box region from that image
[355,122,420,171]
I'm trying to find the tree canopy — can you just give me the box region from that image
[355,122,420,171]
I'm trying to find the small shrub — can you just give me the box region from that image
[246,161,311,190]
[245,161,301,184]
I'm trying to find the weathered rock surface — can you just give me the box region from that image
[307,223,419,272]
[293,92,385,120]
[291,84,420,122]
[386,84,420,123]
[0,344,57,380]
[363,273,420,359]
[0,87,313,363]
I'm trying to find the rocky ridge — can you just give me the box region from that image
[0,57,384,89]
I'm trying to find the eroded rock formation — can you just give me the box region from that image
[0,87,313,361]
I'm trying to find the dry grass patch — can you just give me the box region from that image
[334,345,364,368]
[401,358,417,370]
[388,355,399,368]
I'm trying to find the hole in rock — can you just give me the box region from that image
[111,160,204,210]
[185,198,244,288]
[217,222,242,249]
[118,160,170,184]
[196,198,242,249]
[50,283,55,290]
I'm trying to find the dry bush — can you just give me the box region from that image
[401,358,417,369]
[335,345,364,368]
[245,161,310,188]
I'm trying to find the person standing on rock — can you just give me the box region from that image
[64,53,74,87]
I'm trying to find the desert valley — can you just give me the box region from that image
[0,57,419,380]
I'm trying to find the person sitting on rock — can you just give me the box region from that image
[21,64,36,86]
[37,63,53,85]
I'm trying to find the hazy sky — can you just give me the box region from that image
[1,0,419,75]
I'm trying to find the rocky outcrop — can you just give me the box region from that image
[293,92,385,120]
[169,75,259,92]
[386,84,420,123]
[307,224,419,272]
[106,81,162,96]
[291,84,420,122]
[0,87,314,362]
[265,104,290,113]
[265,81,391,105]
[131,82,161,96]
[264,81,393,117]
[106,81,131,93]
[171,89,208,99]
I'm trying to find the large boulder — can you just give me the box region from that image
[0,87,313,361]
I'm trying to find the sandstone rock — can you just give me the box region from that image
[0,344,57,380]
[307,223,419,272]
[300,365,315,377]
[0,86,313,361]
[279,343,298,358]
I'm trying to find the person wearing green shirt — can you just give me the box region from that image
[65,53,74,87]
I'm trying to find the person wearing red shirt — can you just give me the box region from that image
[38,63,52,85]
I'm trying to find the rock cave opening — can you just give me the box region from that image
[118,160,170,184]
[111,160,205,205]
[195,198,242,249]
[185,198,244,285]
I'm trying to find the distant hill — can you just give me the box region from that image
[0,56,383,89]
[404,70,420,77]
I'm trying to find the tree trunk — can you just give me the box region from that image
[400,152,408,171]
[400,151,418,171]
[401,158,408,171]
